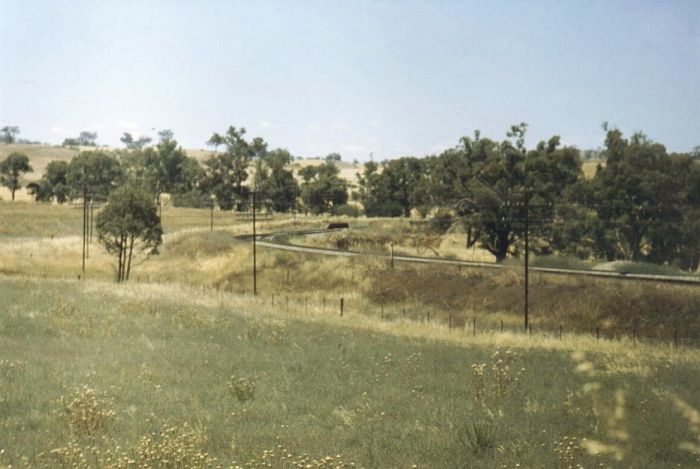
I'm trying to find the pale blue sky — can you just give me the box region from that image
[1,0,698,160]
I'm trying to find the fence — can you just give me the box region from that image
[174,278,695,349]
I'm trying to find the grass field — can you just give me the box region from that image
[1,276,699,468]
[1,201,700,468]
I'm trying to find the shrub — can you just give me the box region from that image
[458,418,497,457]
[229,375,257,402]
[332,203,359,217]
[58,385,116,436]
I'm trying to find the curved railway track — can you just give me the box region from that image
[235,229,700,286]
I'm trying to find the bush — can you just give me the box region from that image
[332,203,359,217]
[172,190,211,209]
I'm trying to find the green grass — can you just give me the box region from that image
[2,201,700,467]
[0,276,699,468]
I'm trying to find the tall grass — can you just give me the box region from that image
[1,205,698,342]
[0,276,698,468]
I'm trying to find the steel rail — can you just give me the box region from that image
[234,229,700,286]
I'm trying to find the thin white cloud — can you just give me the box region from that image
[50,126,69,134]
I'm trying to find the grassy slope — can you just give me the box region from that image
[1,203,698,341]
[0,276,699,468]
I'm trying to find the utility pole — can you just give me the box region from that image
[524,189,530,332]
[252,190,257,297]
[210,198,214,232]
[89,198,94,248]
[81,185,87,277]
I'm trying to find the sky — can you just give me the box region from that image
[1,0,699,160]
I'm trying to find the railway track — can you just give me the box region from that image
[235,229,700,286]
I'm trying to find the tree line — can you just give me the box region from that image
[2,123,699,271]
[1,126,349,216]
[355,124,700,271]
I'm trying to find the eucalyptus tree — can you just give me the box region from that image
[299,161,348,214]
[203,126,261,210]
[26,160,69,203]
[66,150,123,201]
[96,186,162,282]
[0,152,33,200]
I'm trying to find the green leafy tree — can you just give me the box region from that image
[357,159,418,217]
[0,126,20,144]
[254,148,299,212]
[120,132,152,149]
[587,128,700,268]
[142,133,203,200]
[26,160,70,203]
[203,126,258,210]
[380,157,424,217]
[299,161,348,214]
[590,130,677,261]
[0,152,33,200]
[66,151,124,201]
[96,186,162,282]
[63,131,98,147]
[454,124,582,262]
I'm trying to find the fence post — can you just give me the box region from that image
[528,324,532,336]
[472,317,476,337]
[305,297,308,314]
[323,297,326,311]
[558,324,562,340]
[286,295,289,311]
[427,311,430,324]
[449,315,452,331]
[340,298,344,317]
[500,320,503,333]
[402,309,406,319]
[271,294,274,307]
